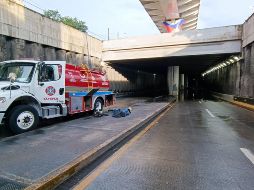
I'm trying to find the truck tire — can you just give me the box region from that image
[94,98,104,112]
[8,105,39,134]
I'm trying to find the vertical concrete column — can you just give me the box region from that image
[25,43,45,60]
[56,50,66,61]
[179,74,184,101]
[167,66,179,97]
[173,66,180,96]
[167,67,173,95]
[184,75,188,89]
[76,54,84,65]
[11,39,26,59]
[240,46,251,97]
[180,74,184,90]
[136,72,142,91]
[0,36,11,61]
[44,47,56,61]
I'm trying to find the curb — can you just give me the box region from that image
[213,93,254,112]
[25,99,175,190]
[230,100,254,112]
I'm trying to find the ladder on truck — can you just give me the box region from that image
[84,33,94,92]
[80,64,93,91]
[87,71,93,91]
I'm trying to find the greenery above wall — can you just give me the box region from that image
[44,10,88,32]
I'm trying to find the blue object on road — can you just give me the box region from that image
[112,108,131,118]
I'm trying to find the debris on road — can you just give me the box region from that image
[112,107,132,118]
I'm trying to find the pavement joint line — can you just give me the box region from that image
[205,109,215,118]
[240,148,254,165]
[72,103,175,190]
[24,100,176,190]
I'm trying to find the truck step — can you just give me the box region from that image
[42,106,62,119]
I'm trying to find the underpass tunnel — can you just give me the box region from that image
[108,53,241,100]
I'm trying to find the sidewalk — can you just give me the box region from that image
[0,98,174,190]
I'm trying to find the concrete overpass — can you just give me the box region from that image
[102,25,242,97]
[103,25,242,62]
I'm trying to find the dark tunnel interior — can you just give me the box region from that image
[109,53,239,99]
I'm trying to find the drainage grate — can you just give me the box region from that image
[0,177,27,190]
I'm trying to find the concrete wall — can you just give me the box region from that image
[243,13,254,47]
[204,46,254,99]
[204,62,240,96]
[103,64,166,95]
[205,14,254,99]
[0,0,102,58]
[0,35,102,68]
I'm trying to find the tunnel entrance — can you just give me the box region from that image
[108,53,240,100]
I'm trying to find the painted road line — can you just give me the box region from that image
[240,148,254,165]
[199,101,202,104]
[72,104,175,190]
[205,109,215,118]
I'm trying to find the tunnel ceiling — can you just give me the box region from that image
[110,53,237,76]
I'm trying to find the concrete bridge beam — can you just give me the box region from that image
[102,25,242,62]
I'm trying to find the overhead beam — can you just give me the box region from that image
[139,0,201,33]
[103,25,242,61]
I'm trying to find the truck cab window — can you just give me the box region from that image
[0,63,35,83]
[40,65,62,82]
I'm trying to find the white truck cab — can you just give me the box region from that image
[0,60,67,134]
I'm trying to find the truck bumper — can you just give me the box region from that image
[0,112,5,124]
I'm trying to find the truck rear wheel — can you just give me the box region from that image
[8,105,39,134]
[94,98,104,111]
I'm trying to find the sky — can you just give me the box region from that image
[24,0,254,40]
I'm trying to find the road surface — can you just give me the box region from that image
[60,100,254,190]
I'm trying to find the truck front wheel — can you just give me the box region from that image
[8,105,39,134]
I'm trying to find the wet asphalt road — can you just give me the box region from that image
[70,100,254,190]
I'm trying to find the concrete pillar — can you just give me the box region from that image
[11,39,26,59]
[235,62,241,97]
[0,36,11,61]
[25,42,44,60]
[56,50,66,61]
[180,74,184,90]
[66,52,73,64]
[44,47,56,61]
[76,54,83,65]
[167,66,179,97]
[136,72,142,90]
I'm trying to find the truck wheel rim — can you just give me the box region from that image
[95,101,102,111]
[17,111,35,130]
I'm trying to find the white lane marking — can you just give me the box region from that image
[240,148,254,165]
[199,101,202,104]
[205,109,215,118]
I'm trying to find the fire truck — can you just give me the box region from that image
[0,60,115,134]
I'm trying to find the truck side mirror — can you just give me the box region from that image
[8,73,17,83]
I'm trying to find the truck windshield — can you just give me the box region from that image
[0,63,35,83]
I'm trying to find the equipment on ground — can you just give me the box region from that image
[112,107,131,118]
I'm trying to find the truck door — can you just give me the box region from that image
[35,61,65,104]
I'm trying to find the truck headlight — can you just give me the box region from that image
[0,97,6,103]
